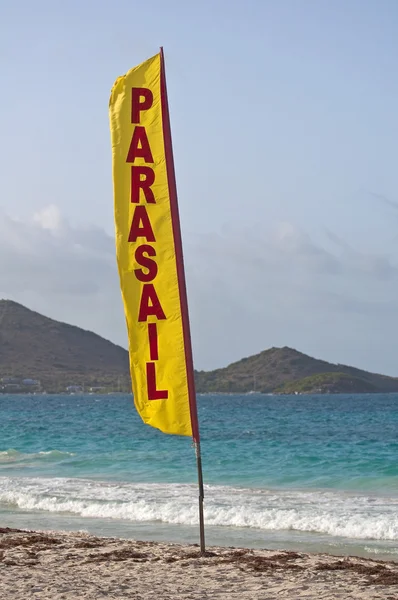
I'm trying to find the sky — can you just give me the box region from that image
[1,0,398,374]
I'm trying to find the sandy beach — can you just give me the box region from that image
[1,528,397,599]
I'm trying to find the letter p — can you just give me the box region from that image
[131,88,153,124]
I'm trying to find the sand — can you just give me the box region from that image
[1,528,398,599]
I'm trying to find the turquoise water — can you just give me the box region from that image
[1,393,398,559]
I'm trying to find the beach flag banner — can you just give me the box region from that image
[109,50,200,442]
[110,48,205,554]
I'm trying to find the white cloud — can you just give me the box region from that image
[184,223,398,373]
[0,206,124,346]
[0,206,116,295]
[33,204,63,231]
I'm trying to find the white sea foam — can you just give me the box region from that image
[0,449,75,464]
[1,476,398,542]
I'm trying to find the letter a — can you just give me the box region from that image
[138,284,166,322]
[128,206,155,242]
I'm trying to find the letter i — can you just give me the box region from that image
[148,323,159,360]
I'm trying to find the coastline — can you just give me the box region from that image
[1,528,398,599]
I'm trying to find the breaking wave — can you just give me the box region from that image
[0,449,75,463]
[1,476,398,542]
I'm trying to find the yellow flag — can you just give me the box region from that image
[109,51,198,438]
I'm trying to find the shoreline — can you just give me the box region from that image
[1,528,398,599]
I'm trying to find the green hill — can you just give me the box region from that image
[275,372,378,394]
[194,347,398,394]
[1,299,397,394]
[0,300,130,392]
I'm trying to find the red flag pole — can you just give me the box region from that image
[159,47,205,555]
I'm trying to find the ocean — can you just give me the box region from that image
[1,393,398,559]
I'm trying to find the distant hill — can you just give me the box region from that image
[194,347,398,394]
[1,300,398,394]
[0,300,130,392]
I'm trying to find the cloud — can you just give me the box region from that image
[324,228,397,281]
[370,192,398,211]
[0,206,124,347]
[0,205,116,295]
[184,223,398,372]
[1,205,398,375]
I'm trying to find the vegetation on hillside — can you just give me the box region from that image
[1,299,397,394]
[0,300,130,393]
[194,347,398,394]
[275,372,378,394]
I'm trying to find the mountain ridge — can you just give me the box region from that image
[0,299,129,391]
[0,299,397,394]
[194,345,398,394]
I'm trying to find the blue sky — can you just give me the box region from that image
[1,0,398,374]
